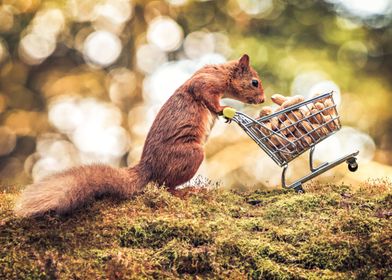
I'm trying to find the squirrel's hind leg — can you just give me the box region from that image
[158,144,204,190]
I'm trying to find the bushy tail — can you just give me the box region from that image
[14,164,150,218]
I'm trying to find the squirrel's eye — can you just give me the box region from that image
[251,79,259,87]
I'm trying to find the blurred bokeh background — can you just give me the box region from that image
[0,0,391,190]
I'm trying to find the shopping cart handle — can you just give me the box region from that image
[222,107,237,119]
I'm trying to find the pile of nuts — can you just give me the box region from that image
[257,94,339,159]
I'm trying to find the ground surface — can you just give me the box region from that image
[0,181,391,279]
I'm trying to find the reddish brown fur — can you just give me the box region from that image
[14,54,264,217]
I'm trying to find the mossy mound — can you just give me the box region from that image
[1,180,391,279]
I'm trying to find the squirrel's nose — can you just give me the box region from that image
[257,96,265,104]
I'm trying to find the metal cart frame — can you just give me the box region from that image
[223,91,359,193]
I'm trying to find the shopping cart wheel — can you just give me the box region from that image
[347,158,358,172]
[294,185,305,194]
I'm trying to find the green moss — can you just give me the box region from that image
[119,218,214,248]
[244,189,290,206]
[249,258,298,280]
[264,193,339,221]
[298,239,365,270]
[155,240,214,275]
[136,184,185,211]
[0,182,391,279]
[340,214,381,238]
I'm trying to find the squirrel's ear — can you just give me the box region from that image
[238,54,250,70]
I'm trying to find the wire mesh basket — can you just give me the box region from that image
[223,91,359,192]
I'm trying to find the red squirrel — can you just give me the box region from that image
[14,54,264,217]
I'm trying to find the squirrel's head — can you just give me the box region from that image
[227,54,265,104]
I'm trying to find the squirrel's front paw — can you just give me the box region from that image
[220,107,236,123]
[217,106,228,116]
[218,108,232,123]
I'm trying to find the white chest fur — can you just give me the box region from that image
[203,111,217,144]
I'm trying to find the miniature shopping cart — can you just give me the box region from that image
[223,91,359,193]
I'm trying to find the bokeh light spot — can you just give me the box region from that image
[147,16,184,52]
[338,40,368,68]
[49,97,84,133]
[291,71,328,97]
[32,9,65,38]
[108,67,137,105]
[68,0,98,22]
[48,97,130,166]
[143,61,193,106]
[195,53,226,68]
[83,30,122,67]
[19,33,56,65]
[93,0,134,33]
[166,0,188,6]
[328,0,392,18]
[314,127,376,163]
[184,31,215,59]
[336,17,362,30]
[5,111,41,136]
[73,125,130,158]
[95,0,133,25]
[309,80,341,106]
[136,44,168,74]
[0,126,17,156]
[32,157,64,182]
[0,5,14,32]
[237,0,274,18]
